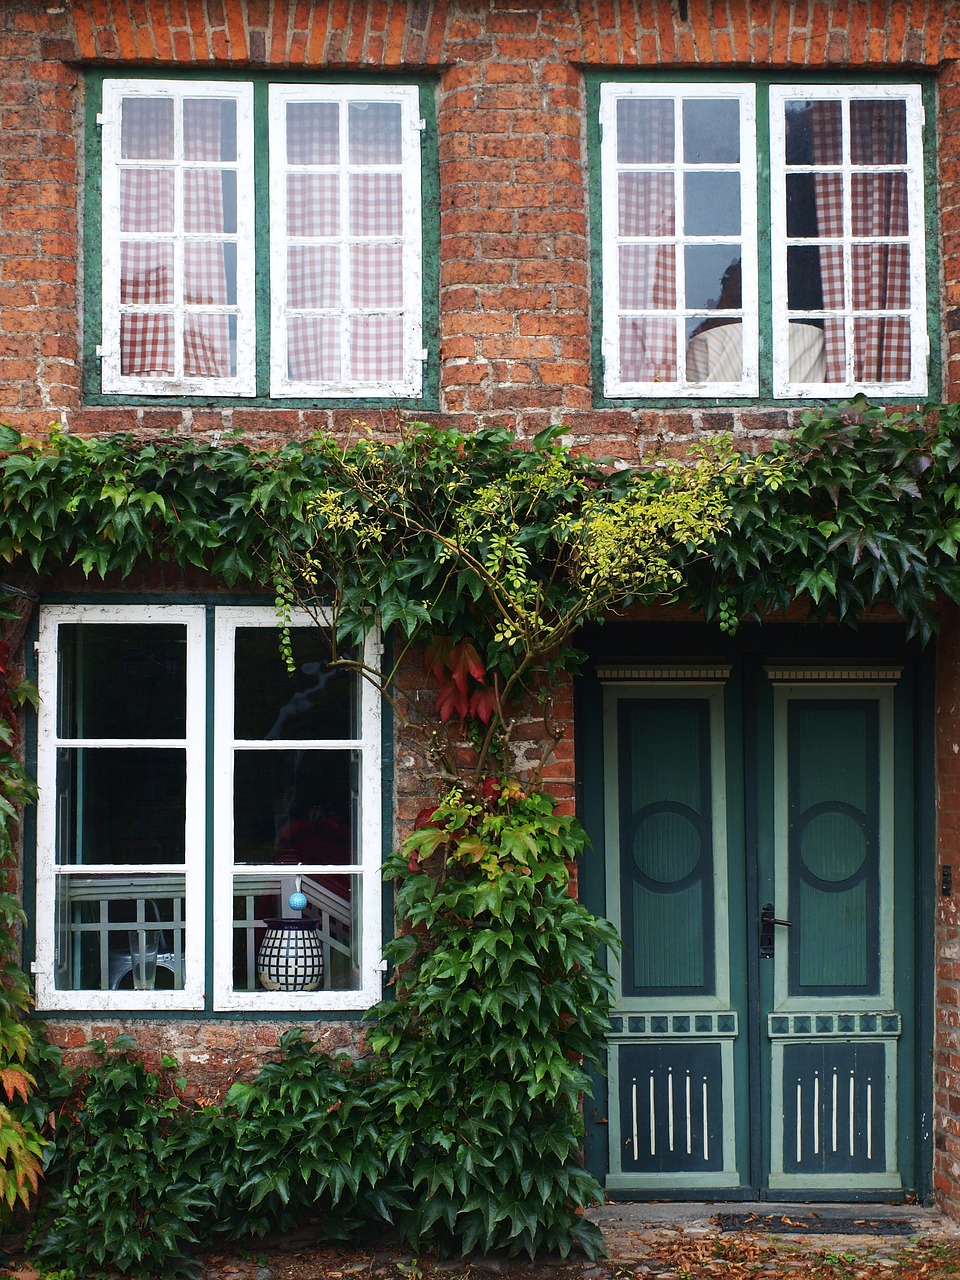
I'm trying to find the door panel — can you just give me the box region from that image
[764,679,904,1191]
[604,677,744,1192]
[601,664,915,1198]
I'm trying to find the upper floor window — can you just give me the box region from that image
[97,80,426,400]
[33,605,383,1013]
[598,82,928,400]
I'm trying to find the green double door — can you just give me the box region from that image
[588,657,925,1200]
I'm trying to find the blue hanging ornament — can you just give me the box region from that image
[288,890,308,912]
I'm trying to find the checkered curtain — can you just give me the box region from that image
[812,100,911,383]
[120,98,230,380]
[286,105,337,382]
[618,115,677,383]
[286,108,406,386]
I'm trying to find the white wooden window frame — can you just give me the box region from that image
[769,84,928,399]
[211,607,383,1012]
[268,84,425,399]
[99,81,258,397]
[599,82,760,398]
[33,605,383,1014]
[34,604,207,1012]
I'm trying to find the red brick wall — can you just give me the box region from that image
[4,0,960,1205]
[2,0,959,448]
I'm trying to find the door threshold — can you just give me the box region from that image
[591,1201,951,1236]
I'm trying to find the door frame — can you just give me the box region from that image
[576,622,935,1202]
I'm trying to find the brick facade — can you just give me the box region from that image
[4,0,960,1207]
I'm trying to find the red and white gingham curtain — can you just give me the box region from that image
[285,103,406,386]
[618,102,678,384]
[812,99,911,384]
[120,97,231,381]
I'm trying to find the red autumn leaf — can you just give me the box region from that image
[469,685,498,725]
[436,679,469,722]
[447,640,485,695]
[423,635,455,686]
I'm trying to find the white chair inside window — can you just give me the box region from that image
[686,320,825,384]
[108,897,180,990]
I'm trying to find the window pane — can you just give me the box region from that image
[684,245,741,310]
[785,173,823,238]
[852,245,911,310]
[349,173,403,236]
[350,315,404,381]
[184,313,234,378]
[686,319,742,382]
[789,321,827,382]
[850,99,907,165]
[619,245,676,310]
[120,169,174,234]
[184,169,229,234]
[54,873,185,992]
[788,245,836,309]
[683,99,739,164]
[852,173,908,236]
[286,174,339,237]
[233,749,359,866]
[348,102,401,164]
[232,873,360,992]
[121,97,174,159]
[620,317,677,383]
[786,100,841,165]
[234,628,355,740]
[350,244,403,308]
[184,242,232,305]
[288,245,340,309]
[183,98,237,162]
[616,98,674,164]
[854,316,911,382]
[56,748,186,865]
[618,172,674,236]
[120,243,173,304]
[57,624,186,739]
[120,313,174,377]
[684,172,740,236]
[288,317,340,382]
[287,102,339,165]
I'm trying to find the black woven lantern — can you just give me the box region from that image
[257,918,324,991]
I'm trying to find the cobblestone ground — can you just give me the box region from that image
[6,1207,960,1280]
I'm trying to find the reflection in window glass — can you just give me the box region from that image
[683,99,739,163]
[57,624,187,739]
[56,748,186,866]
[234,628,355,740]
[233,749,358,867]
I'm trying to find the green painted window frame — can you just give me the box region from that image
[586,71,940,409]
[82,71,440,411]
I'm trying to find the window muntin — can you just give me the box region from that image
[769,85,927,398]
[34,605,382,1013]
[269,85,424,398]
[98,79,425,401]
[100,82,257,397]
[599,81,928,401]
[600,84,760,397]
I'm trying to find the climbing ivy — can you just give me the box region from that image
[2,401,960,1261]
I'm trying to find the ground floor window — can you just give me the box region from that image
[33,603,383,1012]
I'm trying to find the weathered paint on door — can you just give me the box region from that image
[595,661,917,1199]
